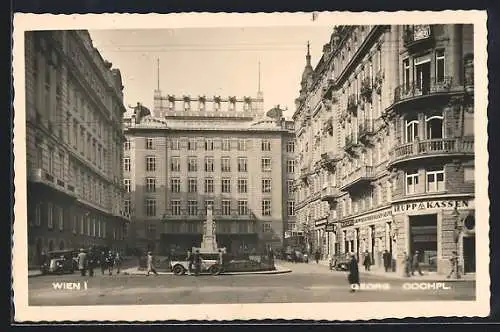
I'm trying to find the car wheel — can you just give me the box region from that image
[208,265,222,276]
[173,265,186,276]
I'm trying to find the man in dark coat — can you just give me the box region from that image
[106,251,115,275]
[382,250,392,272]
[187,249,193,276]
[99,251,107,275]
[412,250,424,276]
[314,250,321,264]
[363,250,371,271]
[348,253,360,292]
[403,252,411,277]
[193,250,202,276]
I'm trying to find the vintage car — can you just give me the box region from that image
[329,255,350,271]
[40,249,79,275]
[170,258,221,276]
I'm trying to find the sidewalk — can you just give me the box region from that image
[317,260,475,281]
[28,270,43,278]
[122,264,291,276]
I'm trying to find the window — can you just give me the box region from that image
[426,168,445,192]
[237,139,247,151]
[205,139,214,151]
[34,203,41,226]
[238,179,247,193]
[123,179,131,193]
[221,157,231,172]
[287,159,295,173]
[222,178,231,193]
[187,200,198,216]
[124,140,130,151]
[204,157,214,172]
[171,157,181,172]
[48,147,54,174]
[414,58,431,92]
[262,179,272,193]
[188,139,197,151]
[287,201,295,216]
[425,115,443,139]
[435,49,445,83]
[222,200,231,215]
[405,116,419,143]
[171,200,181,215]
[464,111,474,136]
[406,170,419,194]
[237,157,247,172]
[204,178,214,193]
[146,177,156,193]
[171,178,181,193]
[146,156,156,172]
[287,141,295,153]
[204,200,214,212]
[261,158,271,172]
[188,157,197,172]
[80,215,84,235]
[222,139,231,151]
[188,178,197,193]
[171,139,180,150]
[403,58,411,91]
[57,206,64,230]
[464,166,474,182]
[72,215,77,234]
[262,200,271,216]
[145,199,156,216]
[238,200,248,215]
[124,200,131,215]
[287,180,294,194]
[262,222,272,233]
[47,202,53,228]
[146,138,154,150]
[261,140,271,151]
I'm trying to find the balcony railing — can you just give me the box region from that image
[394,77,460,103]
[390,137,474,165]
[339,166,375,191]
[403,25,433,49]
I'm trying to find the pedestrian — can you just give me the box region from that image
[218,249,224,265]
[186,248,193,276]
[363,250,371,271]
[193,249,201,276]
[347,253,360,292]
[114,251,122,274]
[147,251,159,276]
[403,252,411,277]
[447,251,459,279]
[291,250,297,263]
[87,249,95,277]
[412,250,424,276]
[382,250,392,272]
[99,251,107,275]
[315,250,320,264]
[77,248,87,277]
[106,250,115,275]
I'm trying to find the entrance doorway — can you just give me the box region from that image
[463,236,476,273]
[409,214,438,271]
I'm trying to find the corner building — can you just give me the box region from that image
[294,25,475,276]
[124,91,296,255]
[25,31,130,267]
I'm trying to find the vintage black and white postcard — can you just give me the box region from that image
[12,11,489,321]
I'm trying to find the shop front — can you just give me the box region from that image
[340,207,394,268]
[392,196,475,275]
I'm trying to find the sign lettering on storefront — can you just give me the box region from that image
[341,219,355,228]
[392,199,472,214]
[354,209,392,224]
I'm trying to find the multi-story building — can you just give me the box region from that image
[123,91,295,255]
[25,30,130,267]
[294,24,475,276]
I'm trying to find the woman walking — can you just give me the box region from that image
[348,253,360,292]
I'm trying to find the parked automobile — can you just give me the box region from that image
[170,257,221,276]
[329,255,350,271]
[40,249,78,275]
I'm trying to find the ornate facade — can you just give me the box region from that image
[123,91,295,255]
[293,25,475,275]
[25,30,130,267]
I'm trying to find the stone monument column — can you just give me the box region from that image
[200,204,218,252]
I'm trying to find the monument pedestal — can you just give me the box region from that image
[194,205,226,254]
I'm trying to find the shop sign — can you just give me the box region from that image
[354,209,392,224]
[392,199,473,214]
[340,219,355,228]
[325,224,335,232]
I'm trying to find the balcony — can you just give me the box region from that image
[403,25,433,51]
[320,151,343,173]
[344,134,361,155]
[358,119,375,144]
[393,77,462,105]
[28,167,77,198]
[389,137,474,166]
[339,166,375,192]
[320,184,342,208]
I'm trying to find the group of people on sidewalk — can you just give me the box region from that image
[77,248,122,277]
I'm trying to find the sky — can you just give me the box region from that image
[89,27,333,118]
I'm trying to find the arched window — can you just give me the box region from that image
[425,115,443,139]
[405,117,419,143]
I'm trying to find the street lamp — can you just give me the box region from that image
[451,206,462,279]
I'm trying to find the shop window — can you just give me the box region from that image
[405,170,419,194]
[426,168,445,192]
